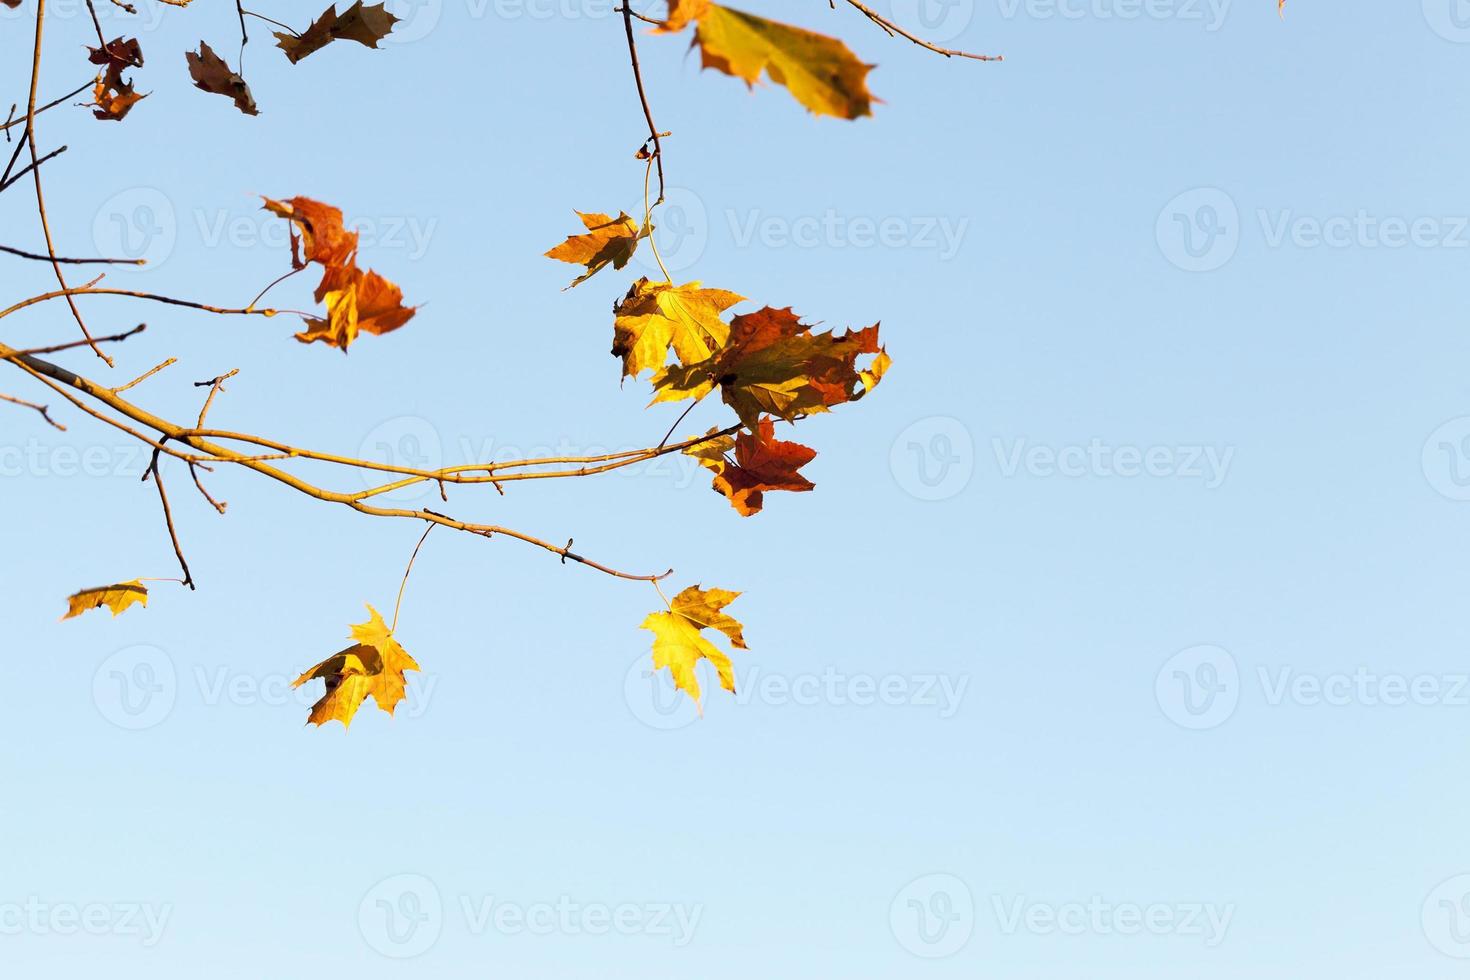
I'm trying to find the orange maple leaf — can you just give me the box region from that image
[686,418,816,516]
[651,306,890,427]
[88,37,147,121]
[545,211,647,288]
[263,196,416,351]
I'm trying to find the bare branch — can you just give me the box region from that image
[0,390,65,430]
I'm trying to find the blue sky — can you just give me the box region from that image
[3,0,1470,976]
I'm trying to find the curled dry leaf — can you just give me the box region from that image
[262,196,416,350]
[656,2,875,120]
[640,585,746,710]
[62,580,148,620]
[88,36,147,121]
[186,41,258,116]
[292,605,420,728]
[275,1,400,64]
[612,277,745,378]
[650,305,890,428]
[685,417,816,516]
[545,211,647,288]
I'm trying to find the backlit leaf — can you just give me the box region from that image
[686,418,816,516]
[650,306,889,427]
[62,580,148,620]
[292,605,420,728]
[658,3,875,120]
[263,195,416,350]
[640,585,745,709]
[612,277,745,378]
[545,211,647,288]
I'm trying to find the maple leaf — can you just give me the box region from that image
[650,306,890,427]
[292,605,420,728]
[262,196,359,270]
[275,2,400,64]
[545,211,647,288]
[296,262,417,350]
[87,36,147,121]
[262,196,416,350]
[62,580,148,620]
[640,585,745,709]
[612,277,745,378]
[186,42,258,116]
[686,418,816,516]
[658,3,875,120]
[654,0,708,33]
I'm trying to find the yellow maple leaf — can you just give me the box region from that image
[292,605,421,728]
[545,211,647,288]
[662,4,875,120]
[612,278,745,378]
[640,585,746,710]
[61,580,148,620]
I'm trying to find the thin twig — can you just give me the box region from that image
[193,368,239,427]
[14,322,146,356]
[0,80,93,133]
[0,144,65,194]
[145,441,196,591]
[0,241,143,265]
[111,357,176,394]
[619,4,666,205]
[0,391,65,430]
[23,1,110,364]
[841,0,1003,61]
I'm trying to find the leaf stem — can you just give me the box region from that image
[391,525,434,631]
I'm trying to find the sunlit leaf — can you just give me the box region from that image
[62,580,148,620]
[292,605,420,728]
[640,585,745,710]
